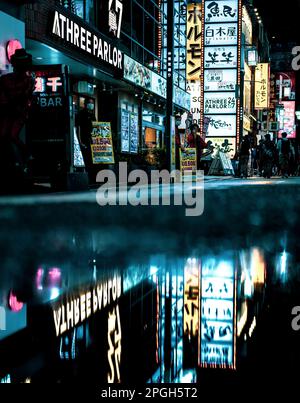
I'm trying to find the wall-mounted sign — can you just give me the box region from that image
[205,0,238,23]
[278,101,296,139]
[121,109,130,153]
[205,23,238,46]
[275,72,296,101]
[204,69,237,91]
[200,258,236,369]
[108,0,123,39]
[247,49,257,67]
[52,274,122,337]
[204,46,238,69]
[204,92,237,114]
[242,5,252,46]
[91,122,115,164]
[51,10,123,71]
[255,63,270,110]
[123,55,167,98]
[173,85,191,110]
[243,115,251,132]
[206,115,237,137]
[186,3,202,81]
[209,137,236,159]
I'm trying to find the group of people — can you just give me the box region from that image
[238,132,298,179]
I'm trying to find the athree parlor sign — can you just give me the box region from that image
[53,275,122,336]
[51,11,123,71]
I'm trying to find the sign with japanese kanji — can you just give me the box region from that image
[254,63,270,110]
[184,259,200,337]
[204,46,238,69]
[91,122,115,164]
[204,92,236,114]
[205,0,238,23]
[186,3,202,81]
[204,69,237,91]
[205,23,238,46]
[200,258,236,369]
[206,115,237,137]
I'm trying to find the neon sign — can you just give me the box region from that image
[8,291,24,313]
[6,40,22,62]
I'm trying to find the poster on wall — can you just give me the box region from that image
[130,113,139,153]
[206,115,237,137]
[121,109,130,152]
[91,122,115,164]
[204,23,238,46]
[205,0,239,23]
[204,69,237,91]
[180,148,197,174]
[204,92,237,114]
[204,46,238,69]
[200,258,236,369]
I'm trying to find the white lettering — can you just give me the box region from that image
[98,38,103,59]
[113,48,118,66]
[80,294,86,322]
[66,18,73,43]
[74,298,80,325]
[53,307,61,336]
[60,306,67,334]
[52,11,61,37]
[86,291,92,318]
[118,50,122,69]
[86,31,92,53]
[93,34,98,56]
[80,27,86,50]
[59,14,66,39]
[74,23,80,47]
[103,41,108,62]
[66,301,74,330]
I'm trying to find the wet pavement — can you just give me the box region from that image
[0,177,300,387]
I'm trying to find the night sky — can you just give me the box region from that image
[254,0,300,42]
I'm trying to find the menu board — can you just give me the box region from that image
[130,113,139,154]
[121,109,130,152]
[91,122,115,164]
[180,148,197,174]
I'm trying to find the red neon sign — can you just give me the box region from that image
[8,291,24,313]
[6,40,22,62]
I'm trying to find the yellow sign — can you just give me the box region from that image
[243,115,251,132]
[180,148,197,174]
[91,122,115,164]
[184,259,199,337]
[255,63,270,110]
[186,3,202,81]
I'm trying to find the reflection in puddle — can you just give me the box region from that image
[2,243,294,385]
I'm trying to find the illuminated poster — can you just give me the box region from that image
[205,23,238,46]
[278,101,296,139]
[244,63,252,115]
[129,113,139,153]
[206,115,237,137]
[255,63,270,109]
[204,92,237,114]
[121,109,130,153]
[204,69,237,91]
[186,3,202,81]
[184,259,200,337]
[200,259,236,369]
[209,137,236,159]
[204,46,238,69]
[205,0,239,23]
[91,122,115,164]
[180,148,197,175]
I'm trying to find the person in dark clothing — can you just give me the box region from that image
[262,134,275,179]
[0,48,35,193]
[186,124,208,170]
[256,139,264,177]
[239,135,250,178]
[277,132,291,178]
[76,98,96,182]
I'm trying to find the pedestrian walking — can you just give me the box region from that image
[262,134,275,179]
[277,132,291,178]
[238,135,250,178]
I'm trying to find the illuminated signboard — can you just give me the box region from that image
[184,259,200,337]
[278,101,296,139]
[204,69,237,91]
[242,5,252,45]
[186,3,202,81]
[202,0,241,150]
[108,0,123,39]
[123,55,167,98]
[209,137,236,159]
[52,274,122,336]
[204,92,237,114]
[255,63,270,110]
[206,115,237,137]
[200,259,236,369]
[204,46,238,69]
[6,39,22,62]
[205,0,238,23]
[275,72,296,101]
[51,11,123,71]
[173,85,191,110]
[90,122,115,164]
[205,23,238,46]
